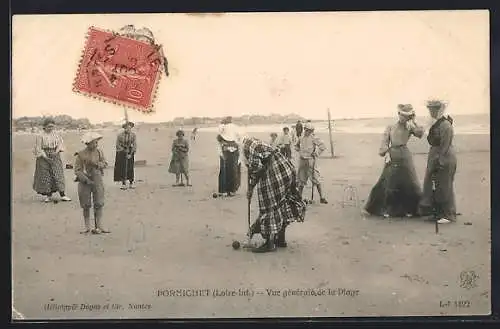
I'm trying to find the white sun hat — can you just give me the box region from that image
[81,131,103,144]
[218,123,240,142]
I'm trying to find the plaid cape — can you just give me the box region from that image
[243,137,306,237]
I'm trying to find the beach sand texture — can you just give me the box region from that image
[11,121,490,319]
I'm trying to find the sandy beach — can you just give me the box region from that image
[11,124,490,319]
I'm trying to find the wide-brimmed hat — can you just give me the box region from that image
[122,121,135,128]
[397,104,415,116]
[218,123,238,142]
[426,99,446,109]
[304,122,314,131]
[81,131,103,144]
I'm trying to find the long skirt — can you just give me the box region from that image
[168,155,189,175]
[32,151,66,195]
[418,149,457,220]
[364,146,422,217]
[252,151,306,238]
[218,151,241,194]
[113,151,135,182]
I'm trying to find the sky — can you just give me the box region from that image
[12,11,489,124]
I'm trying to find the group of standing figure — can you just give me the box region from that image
[204,117,331,253]
[364,100,457,224]
[32,119,139,234]
[30,98,457,252]
[207,99,458,253]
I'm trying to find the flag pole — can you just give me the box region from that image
[123,106,130,186]
[327,108,335,158]
[124,107,129,125]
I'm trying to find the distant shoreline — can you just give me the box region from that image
[13,126,490,136]
[101,112,490,128]
[12,113,489,135]
[12,113,488,127]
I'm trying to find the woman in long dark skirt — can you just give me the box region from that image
[216,122,241,197]
[363,104,424,218]
[114,121,137,190]
[32,118,72,202]
[217,135,241,196]
[418,100,457,224]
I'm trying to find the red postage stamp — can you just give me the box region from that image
[73,26,165,112]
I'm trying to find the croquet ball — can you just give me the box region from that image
[232,240,241,250]
[212,193,218,199]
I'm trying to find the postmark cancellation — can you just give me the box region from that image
[73,26,165,113]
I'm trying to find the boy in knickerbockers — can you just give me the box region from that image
[74,132,110,234]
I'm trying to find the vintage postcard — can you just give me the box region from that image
[11,11,490,320]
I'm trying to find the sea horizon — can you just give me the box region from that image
[199,113,490,135]
[12,113,490,136]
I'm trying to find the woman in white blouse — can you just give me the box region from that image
[32,118,71,202]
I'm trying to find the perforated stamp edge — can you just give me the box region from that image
[72,26,164,114]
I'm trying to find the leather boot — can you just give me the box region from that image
[249,220,261,235]
[275,226,287,248]
[251,234,277,253]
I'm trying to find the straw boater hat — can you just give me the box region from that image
[426,99,446,109]
[81,131,103,144]
[397,104,415,116]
